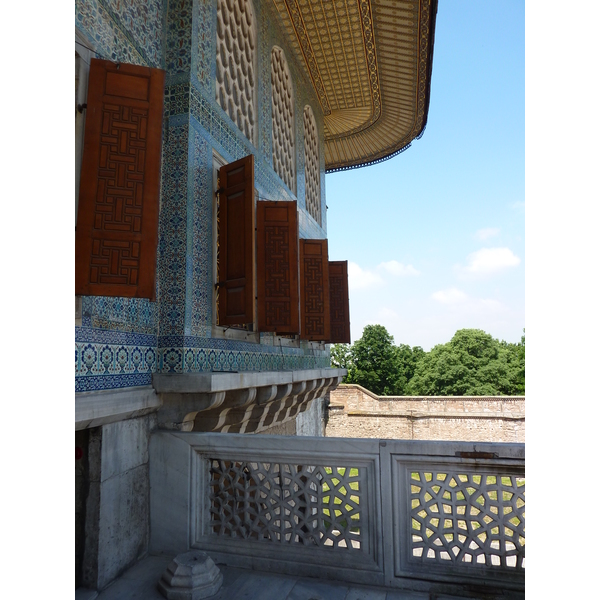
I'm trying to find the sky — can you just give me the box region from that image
[326,0,525,351]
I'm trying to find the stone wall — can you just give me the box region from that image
[326,385,524,443]
[81,414,156,590]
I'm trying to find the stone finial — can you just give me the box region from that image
[157,551,223,600]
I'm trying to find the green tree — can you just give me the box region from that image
[500,328,525,394]
[345,325,405,395]
[330,343,353,372]
[396,343,425,388]
[407,329,525,396]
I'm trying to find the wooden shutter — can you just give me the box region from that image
[299,239,330,341]
[257,201,300,334]
[75,59,165,298]
[329,261,351,343]
[217,154,255,326]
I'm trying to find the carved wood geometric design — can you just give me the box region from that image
[257,201,299,334]
[209,460,363,550]
[328,260,350,344]
[410,470,525,570]
[300,239,330,341]
[75,59,165,298]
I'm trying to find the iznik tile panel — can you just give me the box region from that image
[76,0,330,392]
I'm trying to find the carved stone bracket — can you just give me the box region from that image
[153,369,346,433]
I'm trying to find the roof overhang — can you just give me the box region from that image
[271,0,437,172]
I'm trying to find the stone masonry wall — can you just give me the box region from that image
[82,414,156,590]
[326,385,524,443]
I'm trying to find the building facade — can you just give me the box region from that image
[75,0,436,591]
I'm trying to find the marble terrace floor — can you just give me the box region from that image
[76,555,522,600]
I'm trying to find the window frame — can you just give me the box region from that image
[211,149,259,342]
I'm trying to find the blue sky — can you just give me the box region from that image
[326,0,525,351]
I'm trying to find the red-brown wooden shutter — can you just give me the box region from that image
[299,239,331,341]
[217,154,255,326]
[329,260,351,343]
[75,59,165,298]
[257,201,300,334]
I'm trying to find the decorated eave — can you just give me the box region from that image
[271,0,437,172]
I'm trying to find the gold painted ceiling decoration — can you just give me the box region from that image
[271,0,437,172]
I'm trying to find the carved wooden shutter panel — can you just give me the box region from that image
[217,154,255,326]
[257,201,300,334]
[299,239,330,341]
[328,260,351,343]
[75,58,165,298]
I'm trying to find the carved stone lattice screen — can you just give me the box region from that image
[303,105,321,224]
[209,460,362,550]
[271,47,295,192]
[387,453,525,588]
[150,433,524,591]
[216,0,256,144]
[409,471,525,568]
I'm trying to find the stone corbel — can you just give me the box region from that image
[153,369,347,433]
[158,391,227,431]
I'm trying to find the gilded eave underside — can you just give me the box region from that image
[271,0,437,172]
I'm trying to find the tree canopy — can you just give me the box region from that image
[331,326,525,396]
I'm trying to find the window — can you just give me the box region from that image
[299,238,330,341]
[216,0,257,145]
[303,105,321,224]
[210,155,350,345]
[76,32,94,226]
[212,151,258,341]
[75,58,165,299]
[328,261,351,343]
[256,200,300,334]
[271,46,295,193]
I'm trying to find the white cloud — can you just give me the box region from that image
[456,247,521,278]
[377,260,420,276]
[348,259,419,291]
[510,201,525,212]
[474,227,500,241]
[432,287,468,304]
[348,261,383,290]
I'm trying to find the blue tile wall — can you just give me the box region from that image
[75,0,165,68]
[166,0,193,74]
[76,0,330,392]
[76,327,157,392]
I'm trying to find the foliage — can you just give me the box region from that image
[330,343,353,371]
[332,325,425,396]
[407,329,525,396]
[344,325,402,395]
[331,326,525,396]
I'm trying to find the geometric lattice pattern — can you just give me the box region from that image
[303,105,320,224]
[303,257,325,335]
[216,0,256,144]
[209,461,362,550]
[263,224,292,328]
[271,46,296,192]
[410,470,525,570]
[88,103,148,284]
